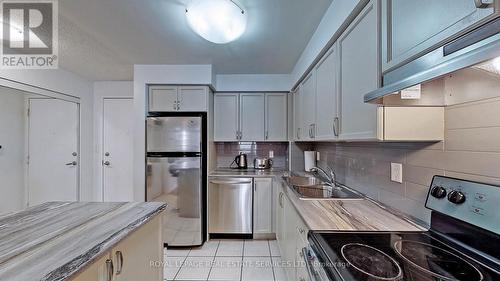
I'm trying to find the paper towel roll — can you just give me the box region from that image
[304,151,316,172]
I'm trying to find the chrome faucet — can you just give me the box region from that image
[310,165,336,186]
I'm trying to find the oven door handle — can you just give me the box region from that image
[302,247,320,281]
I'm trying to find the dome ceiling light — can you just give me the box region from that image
[185,0,247,44]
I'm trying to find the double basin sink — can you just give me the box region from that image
[283,175,362,200]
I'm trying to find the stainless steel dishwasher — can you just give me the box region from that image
[208,177,253,234]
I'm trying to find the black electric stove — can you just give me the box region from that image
[305,176,500,281]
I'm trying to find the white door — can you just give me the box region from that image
[28,99,79,206]
[239,93,265,141]
[214,93,239,141]
[178,86,207,111]
[102,98,134,202]
[265,93,287,141]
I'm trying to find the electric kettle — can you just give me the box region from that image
[230,152,248,169]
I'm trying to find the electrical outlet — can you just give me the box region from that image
[269,150,274,158]
[391,163,403,183]
[316,152,320,161]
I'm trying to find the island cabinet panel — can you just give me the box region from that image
[111,215,163,280]
[70,216,163,281]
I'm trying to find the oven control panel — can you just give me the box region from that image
[426,176,500,234]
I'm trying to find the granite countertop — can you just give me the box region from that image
[279,177,426,232]
[0,202,166,281]
[209,168,288,177]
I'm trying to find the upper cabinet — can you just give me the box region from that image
[300,72,316,141]
[214,93,288,142]
[315,46,338,140]
[148,85,209,112]
[381,0,497,72]
[239,93,266,141]
[292,89,302,141]
[214,93,240,141]
[265,93,288,141]
[338,0,380,140]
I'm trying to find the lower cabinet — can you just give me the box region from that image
[276,182,310,281]
[253,178,273,235]
[71,215,163,281]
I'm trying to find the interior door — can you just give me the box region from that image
[103,98,134,202]
[28,99,79,206]
[239,93,265,141]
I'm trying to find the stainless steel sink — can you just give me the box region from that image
[282,175,362,200]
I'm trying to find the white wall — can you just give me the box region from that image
[291,0,360,85]
[0,69,94,201]
[93,81,134,201]
[0,89,26,213]
[133,65,214,201]
[215,74,292,92]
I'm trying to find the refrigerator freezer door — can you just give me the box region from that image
[147,116,201,152]
[147,156,202,246]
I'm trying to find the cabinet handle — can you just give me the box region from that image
[173,101,177,110]
[296,128,300,140]
[312,124,316,139]
[239,131,243,140]
[115,251,124,275]
[177,101,180,110]
[333,117,339,137]
[265,131,269,140]
[105,259,114,281]
[474,0,492,8]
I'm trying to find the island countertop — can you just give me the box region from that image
[0,202,166,281]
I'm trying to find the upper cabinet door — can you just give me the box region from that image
[301,72,316,140]
[292,88,302,141]
[239,93,265,141]
[148,86,178,112]
[214,93,239,141]
[382,0,497,72]
[338,0,379,141]
[265,93,288,141]
[314,46,338,140]
[178,86,208,111]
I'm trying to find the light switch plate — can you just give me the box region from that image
[269,150,274,158]
[391,163,403,183]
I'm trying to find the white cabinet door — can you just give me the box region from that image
[111,216,163,281]
[282,196,298,281]
[103,98,134,202]
[149,86,178,112]
[265,93,288,141]
[315,46,338,140]
[239,93,265,141]
[71,252,110,281]
[338,0,379,140]
[276,186,285,247]
[293,89,302,141]
[382,0,496,72]
[178,86,208,111]
[253,178,273,234]
[300,72,316,140]
[214,93,239,141]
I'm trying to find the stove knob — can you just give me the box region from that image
[448,190,466,204]
[430,186,447,199]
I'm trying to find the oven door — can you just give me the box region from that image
[302,246,335,281]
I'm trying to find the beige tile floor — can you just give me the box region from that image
[164,239,287,281]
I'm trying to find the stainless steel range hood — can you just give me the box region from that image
[364,18,500,103]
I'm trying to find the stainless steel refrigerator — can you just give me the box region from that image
[146,113,206,247]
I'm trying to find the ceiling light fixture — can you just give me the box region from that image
[185,0,247,44]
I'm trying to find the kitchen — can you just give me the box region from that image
[0,0,499,281]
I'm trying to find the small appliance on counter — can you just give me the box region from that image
[304,175,500,281]
[253,157,272,170]
[230,152,248,169]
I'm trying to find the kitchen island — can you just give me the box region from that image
[0,202,166,281]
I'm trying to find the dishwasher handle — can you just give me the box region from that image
[209,180,252,185]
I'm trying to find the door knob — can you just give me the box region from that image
[65,161,77,166]
[103,161,110,166]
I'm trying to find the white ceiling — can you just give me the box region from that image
[58,0,332,81]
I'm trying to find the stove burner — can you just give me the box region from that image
[341,243,403,280]
[393,240,483,281]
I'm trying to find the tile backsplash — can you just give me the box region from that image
[305,96,500,225]
[215,142,289,169]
